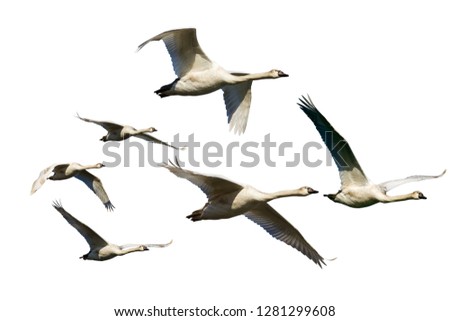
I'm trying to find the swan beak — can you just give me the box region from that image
[308,188,319,194]
[419,194,427,200]
[279,71,289,77]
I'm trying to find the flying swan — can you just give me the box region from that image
[52,201,172,261]
[76,114,180,149]
[31,162,115,211]
[137,28,289,135]
[298,95,445,208]
[160,160,326,267]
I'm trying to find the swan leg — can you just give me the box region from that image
[155,87,169,97]
[186,202,208,221]
[186,209,203,221]
[155,78,179,97]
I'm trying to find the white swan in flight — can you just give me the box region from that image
[137,28,289,135]
[52,201,172,261]
[31,162,115,211]
[160,160,326,267]
[298,95,445,208]
[76,114,180,149]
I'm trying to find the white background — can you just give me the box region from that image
[2,1,449,320]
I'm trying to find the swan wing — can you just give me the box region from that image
[31,163,57,194]
[134,133,179,149]
[160,161,242,200]
[74,170,115,211]
[245,203,325,268]
[137,28,213,77]
[379,169,446,192]
[298,95,368,188]
[223,77,252,135]
[76,113,123,132]
[52,200,108,250]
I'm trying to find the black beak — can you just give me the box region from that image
[419,194,427,200]
[279,71,289,77]
[309,189,319,194]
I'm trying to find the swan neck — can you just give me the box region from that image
[261,189,304,202]
[118,246,142,256]
[380,193,416,203]
[82,163,101,170]
[232,71,273,83]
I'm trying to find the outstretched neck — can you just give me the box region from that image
[259,189,307,202]
[118,246,144,256]
[123,127,155,136]
[137,128,155,134]
[379,193,418,203]
[66,162,101,175]
[230,71,275,83]
[79,163,102,170]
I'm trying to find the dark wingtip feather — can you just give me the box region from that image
[52,199,63,209]
[297,95,317,112]
[105,201,115,212]
[136,40,148,53]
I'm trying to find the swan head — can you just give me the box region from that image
[412,191,427,200]
[95,163,105,168]
[147,127,157,133]
[140,245,149,251]
[298,186,318,196]
[79,254,89,260]
[100,135,107,142]
[270,69,289,78]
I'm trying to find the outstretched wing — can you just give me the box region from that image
[74,170,115,211]
[380,170,446,192]
[31,163,57,194]
[159,160,242,200]
[135,133,180,149]
[52,200,108,250]
[223,76,253,135]
[76,113,123,132]
[245,203,325,268]
[137,28,213,77]
[298,95,368,188]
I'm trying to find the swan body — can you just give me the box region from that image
[31,162,115,211]
[161,160,325,268]
[76,114,179,149]
[137,28,289,134]
[298,95,445,208]
[52,201,172,261]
